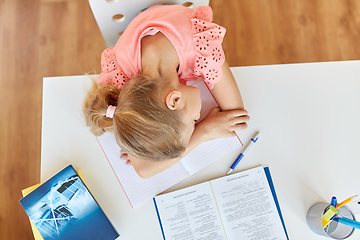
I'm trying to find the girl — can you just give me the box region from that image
[83,5,249,178]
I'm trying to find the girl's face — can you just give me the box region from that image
[179,85,202,146]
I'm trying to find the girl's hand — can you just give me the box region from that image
[120,149,132,166]
[196,107,249,140]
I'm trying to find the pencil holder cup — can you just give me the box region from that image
[306,203,355,239]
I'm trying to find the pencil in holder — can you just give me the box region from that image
[306,202,355,239]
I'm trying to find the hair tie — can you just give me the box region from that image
[106,105,116,118]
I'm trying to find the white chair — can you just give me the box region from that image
[89,0,210,48]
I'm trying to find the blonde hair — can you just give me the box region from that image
[83,74,185,161]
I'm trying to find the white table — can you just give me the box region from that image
[41,61,360,239]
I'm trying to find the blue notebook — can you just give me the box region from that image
[154,166,288,240]
[19,165,119,240]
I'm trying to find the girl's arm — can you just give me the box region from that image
[211,61,245,111]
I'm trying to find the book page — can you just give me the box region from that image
[210,167,288,240]
[154,182,227,240]
[181,137,242,176]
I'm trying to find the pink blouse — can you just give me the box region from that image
[98,5,226,89]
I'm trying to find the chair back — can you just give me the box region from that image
[89,0,209,47]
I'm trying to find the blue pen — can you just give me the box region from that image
[227,132,259,174]
[331,196,337,207]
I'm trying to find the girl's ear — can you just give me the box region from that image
[165,90,183,110]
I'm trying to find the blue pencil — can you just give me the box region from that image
[334,217,360,230]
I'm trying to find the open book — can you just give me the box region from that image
[153,166,289,240]
[97,80,244,208]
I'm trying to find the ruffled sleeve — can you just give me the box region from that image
[191,6,226,89]
[98,48,130,89]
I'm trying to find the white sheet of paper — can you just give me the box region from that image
[345,197,360,215]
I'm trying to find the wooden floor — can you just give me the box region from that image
[1,0,359,238]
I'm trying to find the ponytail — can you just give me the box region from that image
[83,78,119,136]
